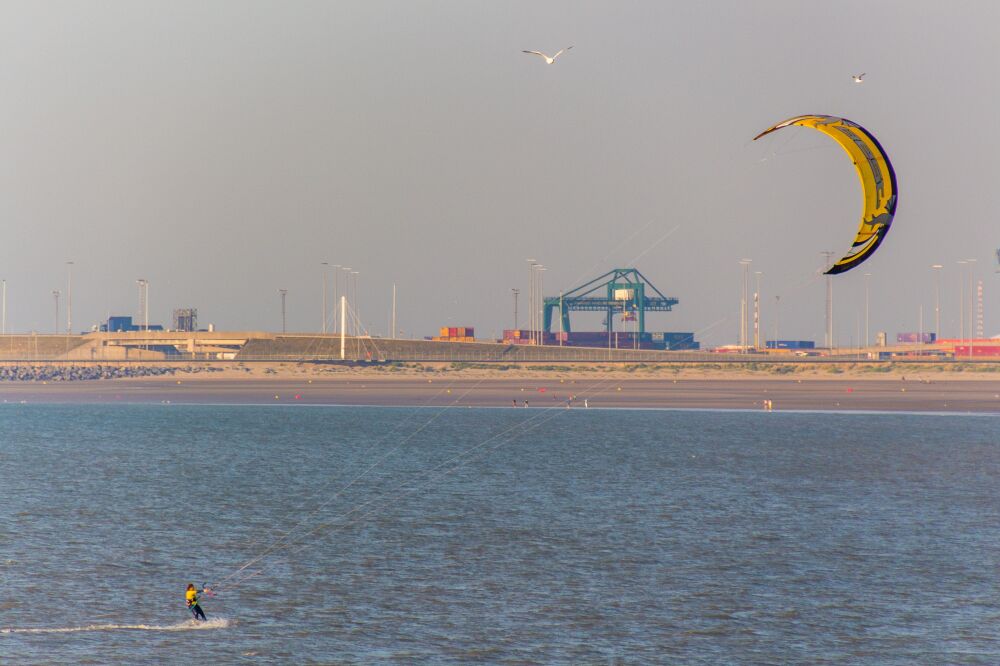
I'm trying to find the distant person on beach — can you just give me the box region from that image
[186,583,208,621]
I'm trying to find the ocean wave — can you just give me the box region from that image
[2,617,231,634]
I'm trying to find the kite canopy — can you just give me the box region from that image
[754,115,897,275]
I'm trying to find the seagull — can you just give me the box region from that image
[522,46,573,65]
[852,72,866,83]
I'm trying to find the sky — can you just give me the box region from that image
[1,1,998,345]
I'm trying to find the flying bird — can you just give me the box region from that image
[522,46,573,65]
[852,72,866,83]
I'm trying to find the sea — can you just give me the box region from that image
[2,403,999,664]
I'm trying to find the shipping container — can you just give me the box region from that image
[954,345,1000,357]
[107,316,134,332]
[439,327,450,337]
[766,340,816,349]
[897,332,936,344]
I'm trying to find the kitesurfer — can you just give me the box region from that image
[186,583,209,621]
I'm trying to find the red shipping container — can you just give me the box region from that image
[955,345,1000,357]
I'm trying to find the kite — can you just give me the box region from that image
[754,115,897,275]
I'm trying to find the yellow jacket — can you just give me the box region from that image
[186,588,200,606]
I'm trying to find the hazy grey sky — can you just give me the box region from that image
[2,1,998,344]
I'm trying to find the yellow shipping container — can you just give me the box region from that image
[439,327,450,337]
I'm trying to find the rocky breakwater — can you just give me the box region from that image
[0,365,223,382]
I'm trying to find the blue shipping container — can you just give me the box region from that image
[766,340,816,349]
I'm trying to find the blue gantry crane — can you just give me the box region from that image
[542,268,679,335]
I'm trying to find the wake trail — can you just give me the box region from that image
[2,617,231,634]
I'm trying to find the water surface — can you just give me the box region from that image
[2,404,999,664]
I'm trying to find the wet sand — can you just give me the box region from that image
[4,375,1000,413]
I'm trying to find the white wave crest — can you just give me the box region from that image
[2,617,231,634]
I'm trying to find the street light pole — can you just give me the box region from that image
[279,289,288,333]
[864,272,871,348]
[536,266,546,346]
[773,294,780,343]
[66,261,74,334]
[526,259,537,343]
[967,259,976,346]
[957,260,966,342]
[738,259,751,352]
[321,262,328,334]
[821,251,834,350]
[559,291,563,347]
[340,267,351,334]
[351,271,361,337]
[967,259,976,358]
[754,270,762,350]
[136,279,148,331]
[52,290,60,333]
[931,264,943,341]
[332,265,342,333]
[511,288,519,331]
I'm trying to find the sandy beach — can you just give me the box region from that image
[3,362,1000,412]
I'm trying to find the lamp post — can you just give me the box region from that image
[536,266,546,345]
[278,289,288,333]
[773,294,780,344]
[526,259,537,343]
[864,272,872,348]
[321,262,328,334]
[931,264,943,341]
[967,259,976,346]
[967,259,976,358]
[754,270,763,350]
[340,267,351,334]
[332,265,342,333]
[738,259,751,351]
[821,251,834,349]
[136,279,148,331]
[66,261,74,334]
[52,290,60,333]
[957,260,966,342]
[511,288,519,331]
[350,271,360,335]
